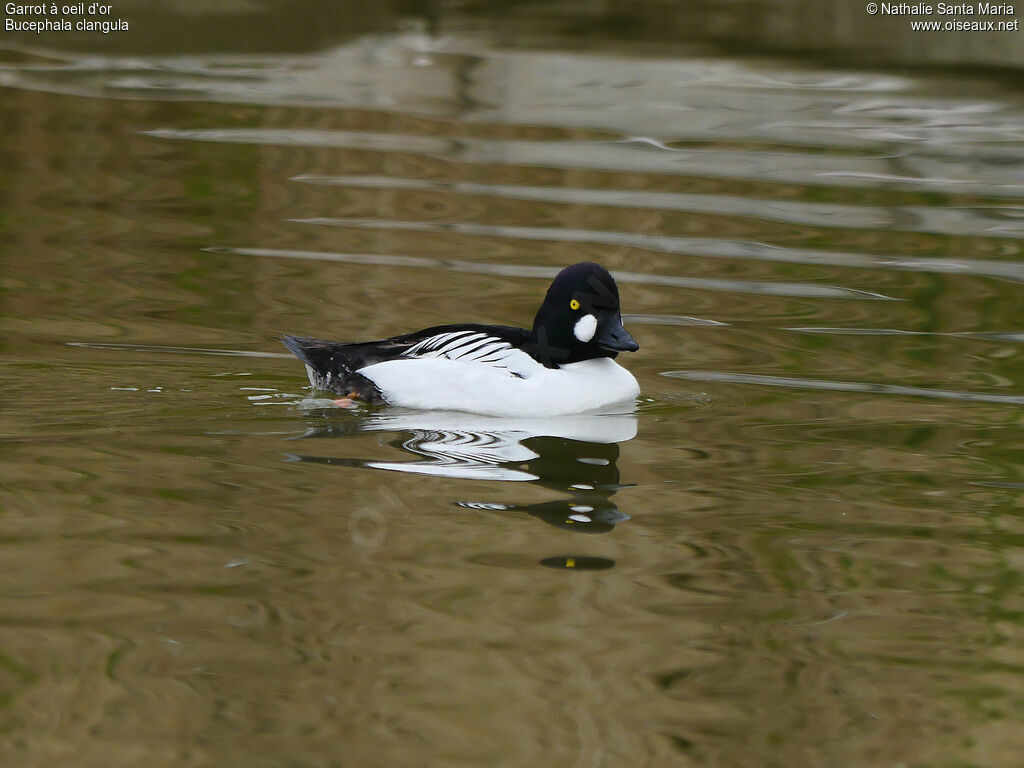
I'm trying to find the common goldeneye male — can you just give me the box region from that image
[282,262,640,417]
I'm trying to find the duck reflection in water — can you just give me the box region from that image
[287,408,637,534]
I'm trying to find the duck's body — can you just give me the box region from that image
[282,263,640,417]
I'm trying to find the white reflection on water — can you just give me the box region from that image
[291,409,637,481]
[288,409,638,533]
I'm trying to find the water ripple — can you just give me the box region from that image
[292,216,1024,284]
[143,127,1024,196]
[294,174,1024,240]
[211,246,893,300]
[790,327,1024,342]
[663,370,1024,405]
[66,342,291,359]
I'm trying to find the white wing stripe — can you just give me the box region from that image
[471,342,509,358]
[405,330,475,356]
[454,337,496,357]
[438,334,485,356]
[459,341,513,361]
[403,331,514,364]
[431,331,475,350]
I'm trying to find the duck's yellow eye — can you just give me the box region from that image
[569,299,580,310]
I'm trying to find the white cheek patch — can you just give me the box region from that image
[574,314,597,343]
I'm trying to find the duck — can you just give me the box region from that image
[281,262,640,417]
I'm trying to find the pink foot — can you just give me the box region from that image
[332,397,357,408]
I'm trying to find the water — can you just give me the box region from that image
[2,4,1023,766]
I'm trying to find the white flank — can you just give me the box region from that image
[359,355,640,417]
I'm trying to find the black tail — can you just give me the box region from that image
[280,334,326,370]
[280,335,385,403]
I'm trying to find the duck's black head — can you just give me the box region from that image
[526,262,638,368]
